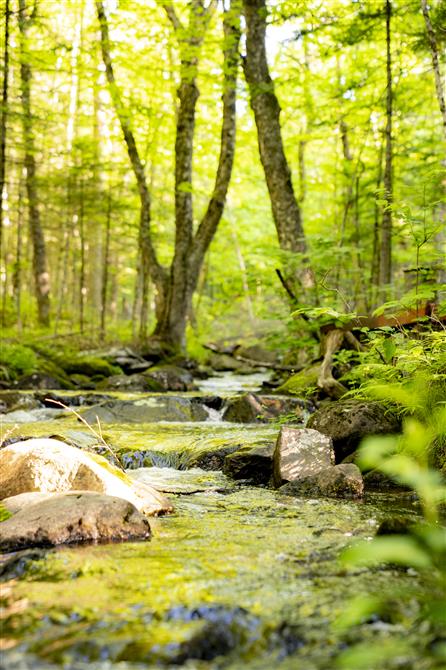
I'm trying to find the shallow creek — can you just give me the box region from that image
[0,376,433,670]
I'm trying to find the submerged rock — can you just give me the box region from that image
[0,438,172,516]
[0,547,51,581]
[223,444,274,484]
[187,444,241,470]
[273,427,334,487]
[161,605,262,664]
[0,492,151,552]
[81,397,208,423]
[129,467,235,494]
[0,391,40,413]
[280,464,364,499]
[307,399,401,462]
[222,393,307,424]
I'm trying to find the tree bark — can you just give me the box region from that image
[0,0,10,260]
[242,0,312,291]
[100,186,112,341]
[153,0,240,349]
[317,328,347,399]
[18,0,51,326]
[371,135,384,295]
[379,0,393,289]
[421,0,446,142]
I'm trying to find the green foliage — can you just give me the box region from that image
[343,330,446,390]
[336,374,446,667]
[0,344,38,381]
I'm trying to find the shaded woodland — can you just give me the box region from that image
[0,0,444,352]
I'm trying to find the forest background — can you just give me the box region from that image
[0,0,445,356]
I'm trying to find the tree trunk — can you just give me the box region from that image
[153,0,240,350]
[0,0,10,261]
[18,0,51,326]
[100,186,111,341]
[379,0,393,289]
[97,0,239,351]
[371,135,384,298]
[78,179,86,334]
[242,0,312,291]
[12,173,24,330]
[421,0,446,142]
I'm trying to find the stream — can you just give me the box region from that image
[0,374,434,670]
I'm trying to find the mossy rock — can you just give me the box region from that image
[276,364,320,396]
[61,356,121,378]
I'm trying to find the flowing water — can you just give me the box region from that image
[0,378,436,670]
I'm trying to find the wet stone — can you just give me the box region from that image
[279,463,364,499]
[223,443,275,484]
[0,492,151,552]
[307,399,401,462]
[81,397,208,424]
[222,393,308,424]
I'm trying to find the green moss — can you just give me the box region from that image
[88,451,132,483]
[0,344,38,381]
[0,502,12,522]
[276,363,320,396]
[61,356,121,378]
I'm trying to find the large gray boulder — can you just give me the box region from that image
[307,400,401,462]
[273,427,334,487]
[279,464,364,499]
[0,438,172,516]
[0,492,151,552]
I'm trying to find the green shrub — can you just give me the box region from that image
[0,344,38,381]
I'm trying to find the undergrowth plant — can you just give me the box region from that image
[335,375,446,669]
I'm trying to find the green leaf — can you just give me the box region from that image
[341,536,432,570]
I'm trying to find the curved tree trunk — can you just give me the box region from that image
[242,0,313,292]
[154,0,241,349]
[98,0,240,351]
[18,0,51,326]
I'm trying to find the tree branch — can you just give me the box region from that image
[191,0,241,267]
[161,2,183,33]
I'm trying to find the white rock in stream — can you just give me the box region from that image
[273,427,334,487]
[0,438,173,516]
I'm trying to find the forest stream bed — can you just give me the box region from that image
[0,385,439,670]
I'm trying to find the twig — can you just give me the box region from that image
[44,398,125,471]
[0,423,19,448]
